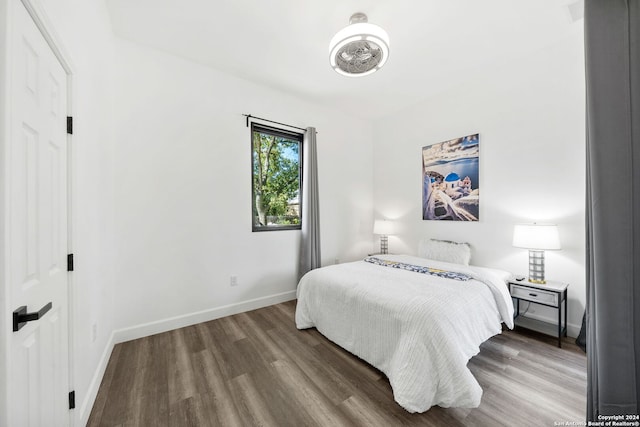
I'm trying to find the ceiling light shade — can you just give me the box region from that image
[329,13,390,77]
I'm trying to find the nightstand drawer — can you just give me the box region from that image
[510,284,558,306]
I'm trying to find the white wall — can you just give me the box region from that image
[112,39,374,332]
[35,0,116,424]
[372,26,586,335]
[0,0,9,422]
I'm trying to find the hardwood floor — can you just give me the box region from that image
[87,300,586,426]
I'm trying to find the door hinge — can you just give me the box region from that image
[67,116,73,135]
[68,390,75,410]
[67,254,74,272]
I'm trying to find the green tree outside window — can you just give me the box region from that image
[251,124,302,231]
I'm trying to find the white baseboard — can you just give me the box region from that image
[112,290,297,344]
[78,330,116,427]
[77,289,296,425]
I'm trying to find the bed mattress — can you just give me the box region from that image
[295,254,514,413]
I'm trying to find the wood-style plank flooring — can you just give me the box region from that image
[88,300,586,426]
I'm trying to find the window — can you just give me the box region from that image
[251,123,303,231]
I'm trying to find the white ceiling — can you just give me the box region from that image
[106,0,582,119]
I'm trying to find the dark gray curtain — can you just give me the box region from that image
[585,0,640,419]
[298,127,321,280]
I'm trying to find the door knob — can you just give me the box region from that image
[13,302,52,332]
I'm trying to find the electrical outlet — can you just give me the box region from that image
[230,275,238,287]
[91,323,97,343]
[334,257,340,264]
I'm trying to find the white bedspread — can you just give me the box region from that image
[295,254,514,413]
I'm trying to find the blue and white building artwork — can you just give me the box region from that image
[422,134,479,221]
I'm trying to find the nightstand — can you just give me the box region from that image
[508,279,568,348]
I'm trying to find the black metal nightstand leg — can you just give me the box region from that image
[564,291,568,337]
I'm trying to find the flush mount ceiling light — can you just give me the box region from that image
[329,12,390,77]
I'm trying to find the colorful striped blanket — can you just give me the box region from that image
[364,257,471,281]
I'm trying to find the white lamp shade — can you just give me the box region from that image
[512,224,561,250]
[373,220,396,235]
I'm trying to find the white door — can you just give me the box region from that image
[7,1,70,425]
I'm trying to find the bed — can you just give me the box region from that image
[295,251,514,413]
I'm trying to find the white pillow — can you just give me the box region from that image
[418,238,472,266]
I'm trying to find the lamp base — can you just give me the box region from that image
[380,235,388,254]
[528,250,546,284]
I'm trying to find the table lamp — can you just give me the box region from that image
[512,223,561,284]
[373,220,396,254]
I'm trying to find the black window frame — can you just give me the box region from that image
[251,122,303,232]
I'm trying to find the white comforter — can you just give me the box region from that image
[295,254,514,413]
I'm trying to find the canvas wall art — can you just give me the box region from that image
[422,133,479,221]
